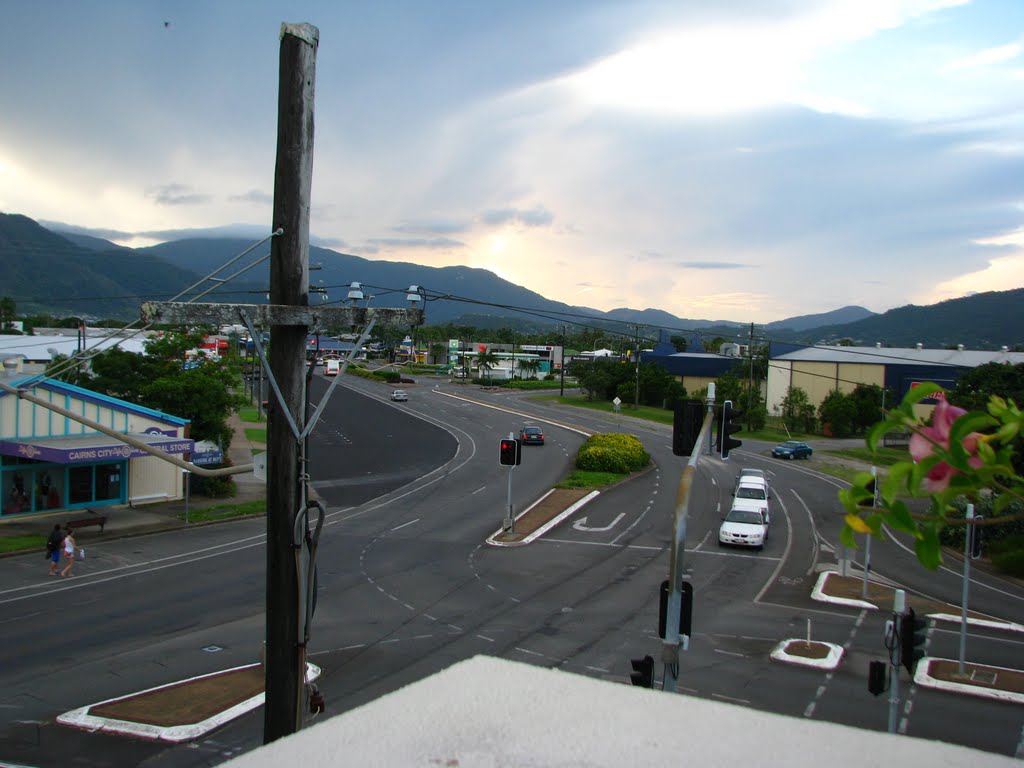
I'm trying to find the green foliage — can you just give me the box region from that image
[990,547,1024,577]
[62,330,248,450]
[556,470,625,489]
[575,433,650,474]
[818,389,857,437]
[781,386,817,433]
[669,335,689,353]
[191,473,237,498]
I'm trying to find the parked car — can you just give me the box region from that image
[390,389,409,402]
[718,507,768,549]
[519,426,545,445]
[772,440,813,460]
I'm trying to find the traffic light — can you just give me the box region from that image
[672,400,703,457]
[716,400,743,460]
[498,438,521,467]
[900,608,928,674]
[630,655,654,688]
[867,660,887,696]
[658,579,694,638]
[971,516,984,559]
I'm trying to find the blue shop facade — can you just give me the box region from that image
[0,377,192,518]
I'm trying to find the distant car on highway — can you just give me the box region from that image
[519,426,545,445]
[390,389,409,402]
[718,507,768,549]
[772,440,813,460]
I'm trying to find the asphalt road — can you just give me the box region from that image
[1,376,1023,766]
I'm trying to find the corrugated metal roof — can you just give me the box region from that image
[772,345,1024,367]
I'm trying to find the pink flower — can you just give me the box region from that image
[909,400,984,492]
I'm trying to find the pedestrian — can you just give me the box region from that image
[45,523,64,576]
[59,525,77,577]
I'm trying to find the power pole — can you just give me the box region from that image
[265,22,318,744]
[141,23,420,744]
[634,325,641,408]
[747,322,754,429]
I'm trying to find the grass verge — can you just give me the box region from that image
[176,498,266,524]
[556,470,629,490]
[0,534,45,554]
[823,446,908,467]
[244,427,267,443]
[238,407,263,423]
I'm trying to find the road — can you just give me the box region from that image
[1,375,1023,766]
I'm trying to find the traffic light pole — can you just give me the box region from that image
[959,503,974,675]
[504,432,515,532]
[662,391,715,693]
[888,588,905,734]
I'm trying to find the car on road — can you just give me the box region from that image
[735,468,770,498]
[519,426,545,445]
[718,507,768,549]
[772,440,813,460]
[730,482,770,525]
[390,389,409,402]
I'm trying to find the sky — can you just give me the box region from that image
[1,1,1023,325]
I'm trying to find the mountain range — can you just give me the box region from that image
[1,211,1022,350]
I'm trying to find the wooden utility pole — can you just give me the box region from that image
[265,21,318,744]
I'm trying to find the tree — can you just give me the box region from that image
[65,330,247,451]
[781,386,816,433]
[0,297,17,332]
[518,358,541,380]
[849,384,887,434]
[669,335,689,353]
[818,389,857,437]
[476,348,499,380]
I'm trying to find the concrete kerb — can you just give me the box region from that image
[486,490,600,547]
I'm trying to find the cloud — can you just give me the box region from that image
[146,184,211,206]
[364,237,465,250]
[675,261,751,270]
[479,206,555,228]
[229,189,273,205]
[944,42,1023,72]
[393,219,468,235]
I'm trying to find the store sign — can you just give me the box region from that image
[0,438,195,464]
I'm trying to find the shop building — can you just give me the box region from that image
[0,370,192,518]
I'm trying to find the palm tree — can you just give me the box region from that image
[518,358,541,380]
[476,349,499,380]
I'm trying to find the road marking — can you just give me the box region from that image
[712,693,750,705]
[753,492,794,604]
[572,513,625,532]
[789,489,821,577]
[389,518,419,532]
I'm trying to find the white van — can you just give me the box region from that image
[324,359,341,376]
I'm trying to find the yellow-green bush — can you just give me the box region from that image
[575,433,650,474]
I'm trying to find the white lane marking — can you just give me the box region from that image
[572,513,625,532]
[389,518,420,532]
[789,489,821,577]
[753,492,794,604]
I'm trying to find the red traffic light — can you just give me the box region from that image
[499,438,521,466]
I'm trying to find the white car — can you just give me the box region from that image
[718,507,768,549]
[731,481,770,525]
[736,468,770,498]
[390,389,408,402]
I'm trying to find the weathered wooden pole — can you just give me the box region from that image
[265,21,318,744]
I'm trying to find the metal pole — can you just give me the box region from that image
[504,432,515,532]
[959,503,973,674]
[634,325,640,408]
[560,325,566,397]
[861,465,877,600]
[889,589,905,734]
[662,390,715,693]
[184,470,190,525]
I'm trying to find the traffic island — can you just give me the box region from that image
[488,488,598,547]
[58,662,321,742]
[771,640,844,670]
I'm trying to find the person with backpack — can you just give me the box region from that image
[45,523,64,576]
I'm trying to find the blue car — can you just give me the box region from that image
[772,440,813,460]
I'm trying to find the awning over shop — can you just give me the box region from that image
[0,433,194,464]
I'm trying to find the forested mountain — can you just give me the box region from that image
[0,212,1021,349]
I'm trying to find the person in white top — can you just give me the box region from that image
[59,527,77,578]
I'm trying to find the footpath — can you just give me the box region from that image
[2,407,1023,744]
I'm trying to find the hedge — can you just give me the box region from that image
[575,433,650,474]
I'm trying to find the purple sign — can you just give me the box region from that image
[0,437,195,464]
